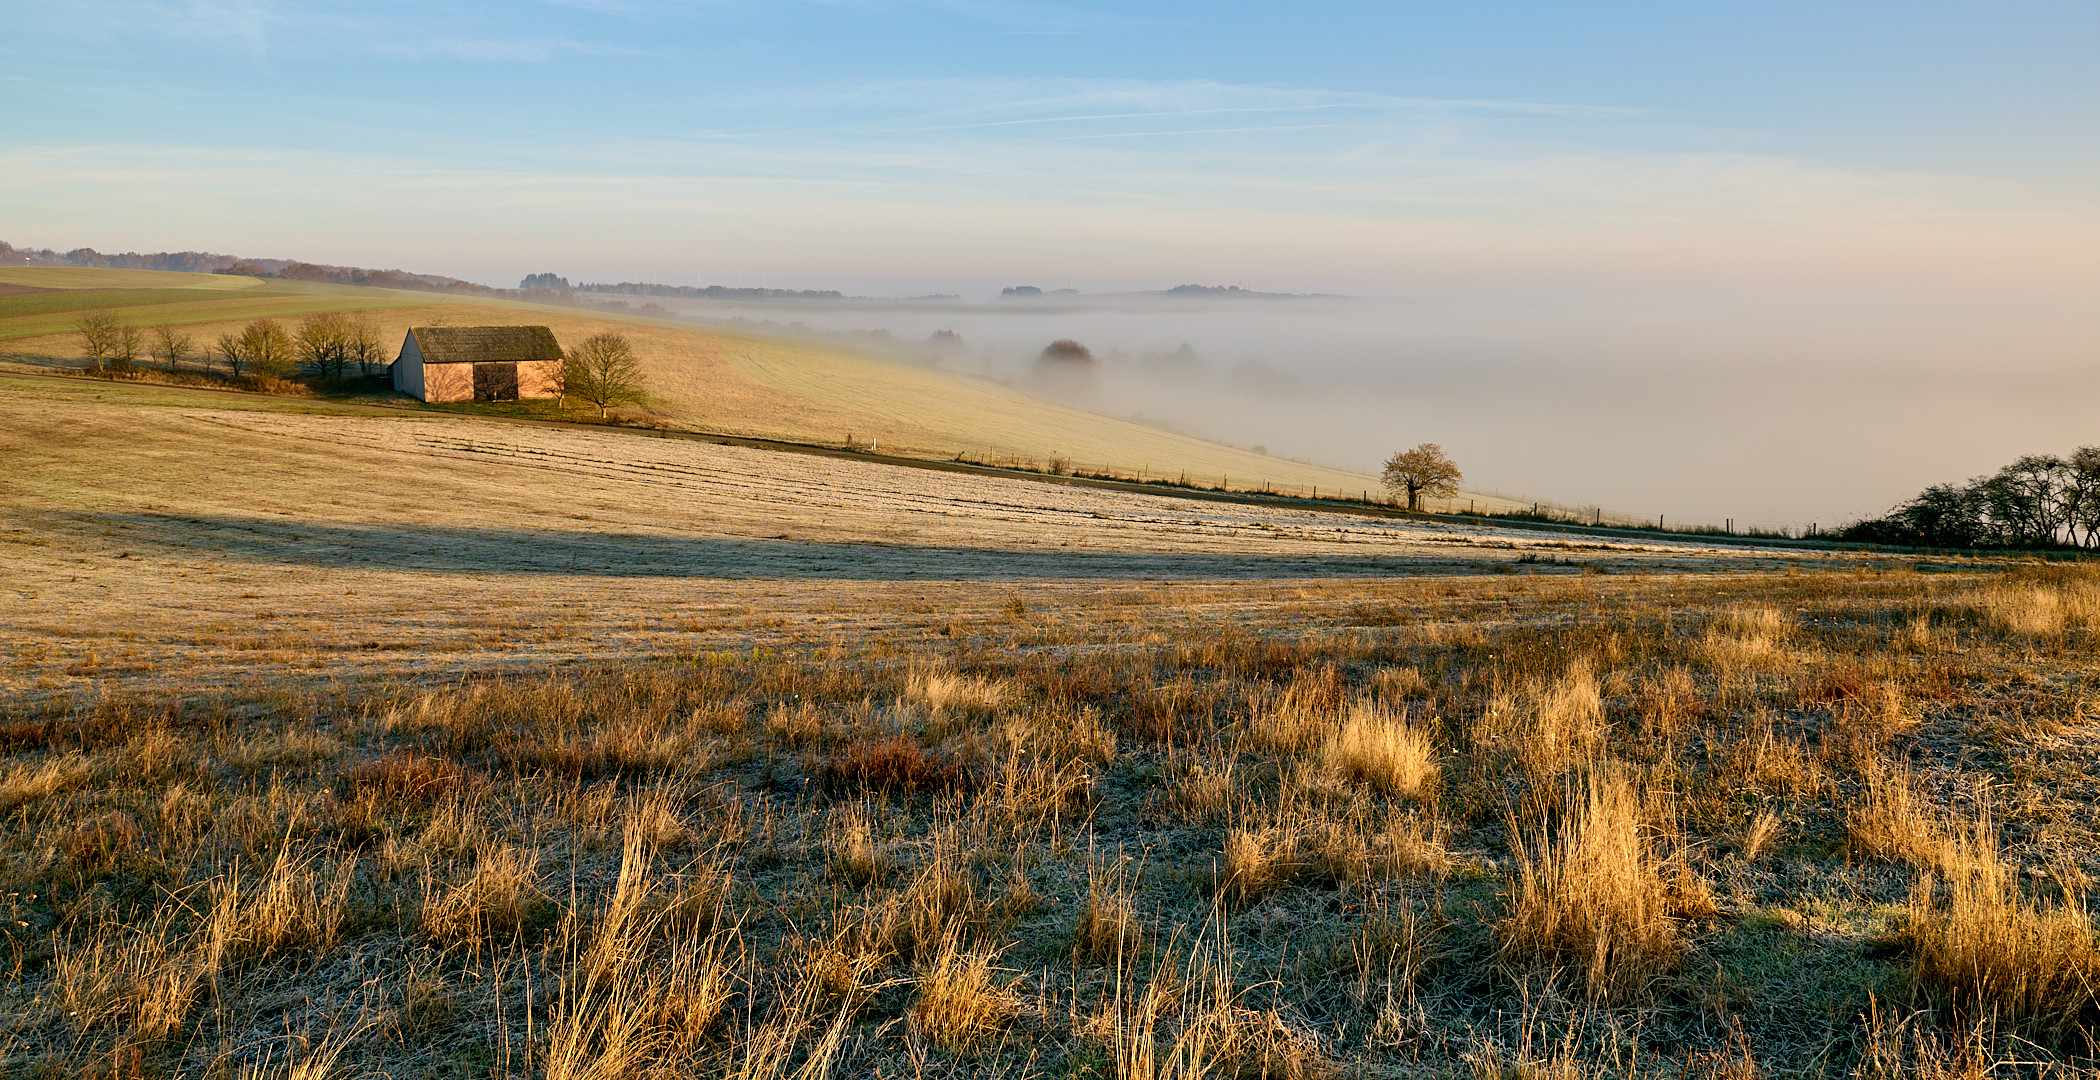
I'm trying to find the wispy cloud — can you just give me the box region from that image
[372,36,642,62]
[23,0,645,64]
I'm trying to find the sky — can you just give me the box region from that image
[4,1,2098,524]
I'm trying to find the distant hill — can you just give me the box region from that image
[0,240,517,297]
[1159,284,1336,299]
[0,241,915,304]
[576,281,849,302]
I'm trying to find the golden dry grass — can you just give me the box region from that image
[1323,700,1439,798]
[1499,766,1683,1002]
[1476,659,1608,779]
[1847,760,1953,870]
[908,933,1019,1051]
[7,375,2100,1075]
[1906,808,2100,1034]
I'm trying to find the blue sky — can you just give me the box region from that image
[5,1,2097,293]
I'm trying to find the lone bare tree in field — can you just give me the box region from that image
[1382,443,1462,512]
[561,333,649,418]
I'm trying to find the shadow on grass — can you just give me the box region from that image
[88,511,1462,581]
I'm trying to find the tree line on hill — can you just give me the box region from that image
[75,311,386,384]
[1842,449,2100,549]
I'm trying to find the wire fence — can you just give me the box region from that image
[940,444,1837,541]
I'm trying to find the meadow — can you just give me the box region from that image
[3,376,2096,1077]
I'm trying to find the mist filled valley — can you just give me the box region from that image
[648,278,2098,530]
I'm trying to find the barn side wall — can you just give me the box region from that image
[424,364,474,403]
[518,358,562,399]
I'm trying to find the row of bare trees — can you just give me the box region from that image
[76,312,197,375]
[1844,450,2100,549]
[77,311,384,382]
[290,311,385,378]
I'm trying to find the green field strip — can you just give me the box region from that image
[0,288,296,319]
[0,291,438,341]
[0,267,271,291]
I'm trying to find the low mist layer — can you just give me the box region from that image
[648,281,2099,529]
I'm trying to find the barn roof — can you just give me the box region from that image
[407,325,562,364]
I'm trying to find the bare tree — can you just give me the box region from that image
[2067,447,2100,548]
[1847,446,2100,548]
[150,325,195,372]
[1381,443,1463,512]
[112,324,141,374]
[560,332,649,418]
[75,311,120,374]
[344,315,384,376]
[215,331,246,378]
[238,319,296,380]
[297,312,352,379]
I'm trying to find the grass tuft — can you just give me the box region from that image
[1499,765,1681,1002]
[1323,700,1438,798]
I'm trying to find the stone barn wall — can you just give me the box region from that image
[424,363,474,403]
[519,358,562,399]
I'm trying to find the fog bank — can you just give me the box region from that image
[649,281,2098,529]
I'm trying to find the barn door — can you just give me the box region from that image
[473,362,520,402]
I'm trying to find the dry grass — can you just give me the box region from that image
[1699,604,1797,674]
[0,752,97,813]
[1073,858,1143,964]
[10,380,2100,1075]
[1847,761,1952,870]
[1499,766,1683,1002]
[1906,807,2100,1035]
[906,665,1009,718]
[1248,665,1345,754]
[1477,659,1607,779]
[908,933,1018,1051]
[1222,826,1291,904]
[421,843,547,947]
[540,823,745,1079]
[210,845,354,961]
[1323,700,1438,798]
[51,917,215,1043]
[827,806,892,887]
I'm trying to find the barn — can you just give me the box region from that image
[390,326,564,403]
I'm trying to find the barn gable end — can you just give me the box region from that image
[389,331,428,399]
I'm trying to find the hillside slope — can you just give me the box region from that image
[0,266,1524,507]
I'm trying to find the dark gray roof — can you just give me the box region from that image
[408,325,561,364]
